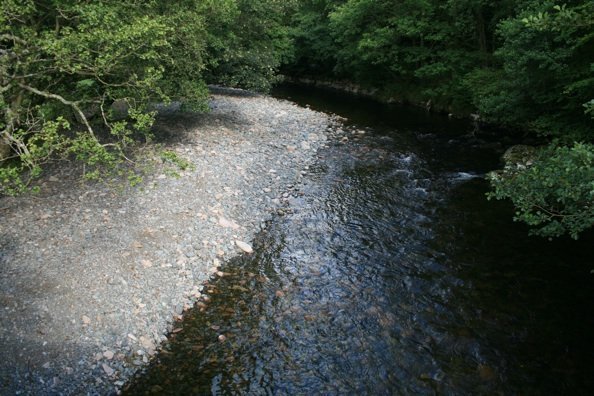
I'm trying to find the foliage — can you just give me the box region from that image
[488,143,594,239]
[287,0,507,111]
[160,150,195,177]
[202,0,297,92]
[1,0,293,195]
[469,1,594,140]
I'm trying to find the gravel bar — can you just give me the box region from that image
[0,89,340,395]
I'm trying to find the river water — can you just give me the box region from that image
[125,85,594,395]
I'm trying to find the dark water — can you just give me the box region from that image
[125,85,594,395]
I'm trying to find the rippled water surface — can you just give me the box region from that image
[126,85,594,395]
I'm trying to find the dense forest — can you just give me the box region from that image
[1,0,593,238]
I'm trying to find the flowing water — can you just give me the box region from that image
[125,85,594,395]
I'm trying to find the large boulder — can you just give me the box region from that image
[501,144,538,171]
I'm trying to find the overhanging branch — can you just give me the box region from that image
[17,83,97,139]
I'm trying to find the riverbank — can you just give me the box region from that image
[0,89,338,394]
[282,77,474,117]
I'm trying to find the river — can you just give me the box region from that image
[124,84,594,395]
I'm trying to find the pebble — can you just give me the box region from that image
[235,240,254,254]
[218,217,240,229]
[0,90,335,395]
[101,364,114,376]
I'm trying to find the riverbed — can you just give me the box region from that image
[125,84,594,395]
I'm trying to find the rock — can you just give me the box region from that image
[82,315,91,325]
[235,240,253,254]
[103,351,115,360]
[300,141,311,150]
[218,334,227,342]
[101,363,114,376]
[502,145,538,170]
[218,217,240,230]
[139,336,155,352]
[110,99,129,120]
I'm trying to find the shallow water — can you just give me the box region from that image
[125,85,594,395]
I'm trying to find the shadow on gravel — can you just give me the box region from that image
[207,85,261,98]
[151,95,254,144]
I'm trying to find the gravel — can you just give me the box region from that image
[0,88,340,395]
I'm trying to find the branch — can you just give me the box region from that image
[0,34,27,45]
[17,83,96,139]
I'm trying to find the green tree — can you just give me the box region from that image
[1,0,294,194]
[467,1,594,140]
[203,0,297,91]
[489,142,594,239]
[484,1,594,239]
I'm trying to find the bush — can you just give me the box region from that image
[488,143,594,239]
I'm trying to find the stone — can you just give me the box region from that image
[300,141,311,150]
[82,315,91,325]
[103,350,115,360]
[218,217,240,230]
[235,240,253,254]
[502,144,538,170]
[139,336,155,352]
[101,363,114,376]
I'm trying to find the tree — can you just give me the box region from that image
[0,0,210,193]
[0,0,294,194]
[484,1,594,239]
[202,0,297,92]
